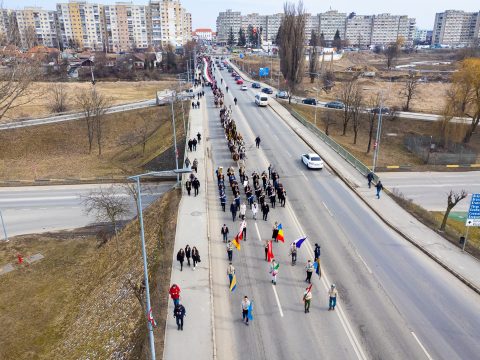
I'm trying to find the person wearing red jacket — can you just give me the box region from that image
[169,284,181,306]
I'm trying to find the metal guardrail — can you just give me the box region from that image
[283,105,379,181]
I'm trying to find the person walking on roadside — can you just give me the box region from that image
[192,177,200,196]
[255,136,261,148]
[328,284,338,310]
[375,180,383,199]
[185,179,192,196]
[289,242,297,265]
[262,203,270,221]
[264,240,269,261]
[241,296,251,324]
[240,202,247,220]
[197,132,202,144]
[188,139,193,152]
[367,171,374,189]
[184,157,191,169]
[192,138,198,151]
[197,100,200,109]
[220,191,226,211]
[270,259,279,285]
[314,243,321,262]
[234,97,238,105]
[192,247,200,270]
[226,86,229,93]
[169,284,181,306]
[221,224,229,243]
[177,248,185,271]
[303,286,312,313]
[235,194,241,211]
[174,303,186,331]
[305,260,314,283]
[192,158,198,173]
[185,245,191,267]
[242,220,247,241]
[252,202,258,220]
[269,189,276,208]
[227,262,235,283]
[230,201,237,222]
[272,222,279,242]
[227,241,234,261]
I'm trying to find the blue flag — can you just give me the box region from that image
[314,259,320,275]
[247,300,254,321]
[229,274,237,292]
[295,237,307,248]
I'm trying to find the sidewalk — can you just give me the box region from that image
[228,60,480,294]
[163,96,214,359]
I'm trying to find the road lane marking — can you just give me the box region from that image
[411,332,433,360]
[357,254,373,274]
[285,150,292,158]
[300,171,309,181]
[255,222,262,242]
[271,284,284,317]
[322,201,333,217]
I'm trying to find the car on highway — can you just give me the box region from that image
[231,72,238,77]
[302,98,317,106]
[276,90,289,99]
[255,93,269,106]
[370,107,391,114]
[236,79,244,85]
[325,101,345,109]
[252,82,261,89]
[241,85,248,91]
[301,153,324,169]
[262,87,273,94]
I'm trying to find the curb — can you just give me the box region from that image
[0,177,177,187]
[268,100,480,296]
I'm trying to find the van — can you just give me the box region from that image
[255,93,269,107]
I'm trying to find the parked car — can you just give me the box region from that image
[302,98,317,106]
[252,82,261,89]
[262,87,273,94]
[241,85,248,91]
[236,79,244,85]
[301,153,324,169]
[231,72,238,77]
[276,90,289,99]
[325,101,345,109]
[370,107,391,114]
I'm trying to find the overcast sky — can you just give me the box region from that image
[2,0,479,29]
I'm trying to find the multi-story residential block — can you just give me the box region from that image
[317,10,346,41]
[104,2,149,52]
[14,7,59,49]
[345,14,373,46]
[432,10,480,46]
[414,28,429,43]
[216,9,242,43]
[265,13,283,44]
[371,14,416,45]
[148,0,191,48]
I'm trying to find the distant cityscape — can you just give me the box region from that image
[0,1,478,52]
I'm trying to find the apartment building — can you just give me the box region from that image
[104,2,148,52]
[216,9,242,43]
[432,10,480,46]
[345,14,373,46]
[14,7,59,49]
[265,13,283,43]
[148,0,191,48]
[370,14,415,45]
[317,10,346,41]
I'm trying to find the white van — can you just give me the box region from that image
[255,93,269,107]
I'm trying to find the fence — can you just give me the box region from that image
[282,105,378,181]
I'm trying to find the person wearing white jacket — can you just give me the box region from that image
[240,202,247,220]
[251,202,258,220]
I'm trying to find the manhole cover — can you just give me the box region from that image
[191,211,202,216]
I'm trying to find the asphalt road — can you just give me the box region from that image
[206,64,480,360]
[0,183,174,237]
[379,171,480,211]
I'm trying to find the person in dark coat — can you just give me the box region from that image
[197,100,200,108]
[221,224,229,242]
[197,132,202,144]
[230,201,237,222]
[367,172,374,188]
[255,136,261,148]
[314,243,321,262]
[192,178,200,196]
[192,138,197,151]
[376,180,383,199]
[177,248,185,271]
[262,203,270,221]
[174,303,186,331]
[185,245,191,266]
[188,139,193,152]
[192,247,200,269]
[185,179,192,196]
[220,192,226,211]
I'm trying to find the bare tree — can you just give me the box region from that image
[440,190,468,231]
[0,61,41,123]
[322,111,335,136]
[350,87,363,144]
[308,30,318,83]
[93,90,112,156]
[366,94,381,153]
[23,25,37,49]
[384,38,404,70]
[278,1,307,103]
[339,75,360,135]
[48,84,69,113]
[400,71,419,111]
[83,186,130,251]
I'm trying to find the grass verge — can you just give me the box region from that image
[0,188,180,359]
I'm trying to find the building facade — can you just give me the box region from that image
[432,10,480,46]
[216,9,242,43]
[317,10,346,41]
[345,14,373,46]
[15,7,59,49]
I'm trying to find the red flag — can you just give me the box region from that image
[306,284,313,293]
[267,240,274,262]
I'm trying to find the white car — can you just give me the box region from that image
[301,153,324,169]
[241,85,248,91]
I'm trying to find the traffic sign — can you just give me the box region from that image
[466,193,480,227]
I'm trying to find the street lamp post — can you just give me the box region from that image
[372,95,384,173]
[312,86,319,126]
[0,209,8,242]
[170,94,180,185]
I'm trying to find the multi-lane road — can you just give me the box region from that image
[0,183,174,237]
[206,62,480,360]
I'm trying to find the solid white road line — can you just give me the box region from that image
[411,332,434,360]
[357,254,373,275]
[285,150,292,158]
[322,201,333,217]
[300,171,309,181]
[272,284,284,317]
[254,222,262,242]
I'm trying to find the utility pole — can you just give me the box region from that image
[372,94,384,173]
[0,209,8,242]
[170,94,180,184]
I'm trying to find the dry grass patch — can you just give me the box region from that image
[0,188,180,359]
[4,81,176,121]
[0,104,187,181]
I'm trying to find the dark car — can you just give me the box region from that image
[325,101,345,109]
[252,82,261,89]
[262,87,273,94]
[370,107,391,114]
[302,98,317,106]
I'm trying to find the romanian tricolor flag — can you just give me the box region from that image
[229,274,237,292]
[276,224,285,242]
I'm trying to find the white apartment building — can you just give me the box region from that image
[317,10,346,41]
[371,14,415,45]
[216,9,242,43]
[148,0,191,48]
[265,13,283,43]
[432,10,480,46]
[345,14,373,46]
[56,1,105,50]
[14,7,59,49]
[414,28,429,42]
[104,3,149,52]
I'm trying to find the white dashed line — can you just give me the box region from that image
[357,254,373,274]
[254,222,262,242]
[411,332,433,360]
[271,284,284,317]
[322,201,333,217]
[301,171,309,181]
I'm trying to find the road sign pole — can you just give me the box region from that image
[0,209,8,242]
[462,226,470,252]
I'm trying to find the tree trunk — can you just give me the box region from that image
[342,120,348,136]
[440,205,454,231]
[353,129,358,144]
[463,116,479,143]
